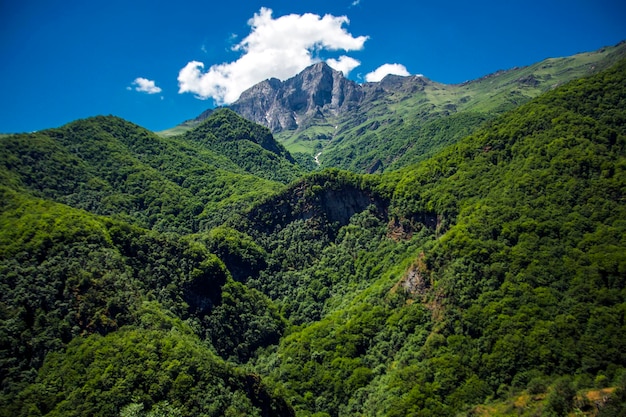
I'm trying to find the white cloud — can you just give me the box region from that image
[351,0,361,6]
[365,63,410,82]
[326,55,361,76]
[131,77,162,94]
[178,7,368,104]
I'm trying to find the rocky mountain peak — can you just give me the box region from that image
[229,62,363,133]
[227,62,432,134]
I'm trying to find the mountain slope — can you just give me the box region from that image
[316,41,626,173]
[234,57,626,416]
[167,41,626,173]
[0,111,299,233]
[1,48,626,417]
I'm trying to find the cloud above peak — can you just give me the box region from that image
[326,55,361,76]
[365,63,410,82]
[130,77,162,94]
[178,8,368,104]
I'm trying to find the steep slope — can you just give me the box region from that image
[0,111,298,233]
[237,57,626,416]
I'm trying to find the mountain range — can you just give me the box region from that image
[1,43,626,416]
[162,41,626,173]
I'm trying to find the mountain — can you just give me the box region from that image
[229,62,364,133]
[164,41,626,174]
[2,51,626,416]
[276,41,626,172]
[0,110,301,233]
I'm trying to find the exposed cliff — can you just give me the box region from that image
[230,62,366,132]
[242,170,439,242]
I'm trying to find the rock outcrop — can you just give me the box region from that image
[230,62,364,133]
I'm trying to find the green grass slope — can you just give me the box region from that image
[310,41,626,173]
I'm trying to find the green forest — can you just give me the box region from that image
[1,56,625,416]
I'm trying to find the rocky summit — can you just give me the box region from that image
[229,62,362,132]
[228,62,428,133]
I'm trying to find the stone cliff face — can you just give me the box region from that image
[244,175,439,244]
[245,182,387,240]
[228,62,430,133]
[229,62,364,133]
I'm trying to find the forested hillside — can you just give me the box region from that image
[0,109,300,416]
[0,109,299,233]
[225,57,626,416]
[0,188,293,416]
[0,55,625,417]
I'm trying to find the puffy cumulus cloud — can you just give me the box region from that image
[326,55,361,76]
[365,63,410,82]
[131,77,162,94]
[178,7,368,104]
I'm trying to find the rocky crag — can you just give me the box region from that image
[229,62,429,133]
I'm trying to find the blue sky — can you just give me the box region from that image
[1,0,625,133]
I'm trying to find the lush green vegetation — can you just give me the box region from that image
[0,111,300,416]
[1,54,626,417]
[321,112,490,173]
[0,188,294,415]
[302,41,626,174]
[244,57,626,416]
[182,108,300,183]
[0,110,297,233]
[16,325,292,417]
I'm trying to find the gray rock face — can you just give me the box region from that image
[228,62,430,133]
[229,62,365,133]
